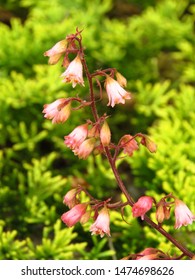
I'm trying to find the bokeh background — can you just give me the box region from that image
[0,0,195,259]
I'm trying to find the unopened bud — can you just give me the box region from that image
[156,205,165,224]
[100,121,111,147]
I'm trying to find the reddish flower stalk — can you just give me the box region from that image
[43,29,195,259]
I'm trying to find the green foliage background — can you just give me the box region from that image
[0,0,195,259]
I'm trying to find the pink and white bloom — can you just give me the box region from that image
[61,54,84,87]
[61,203,87,227]
[44,39,67,64]
[174,199,195,229]
[120,134,139,156]
[42,98,71,124]
[90,206,111,237]
[64,124,88,150]
[132,196,153,220]
[74,138,96,159]
[105,76,131,107]
[63,189,79,209]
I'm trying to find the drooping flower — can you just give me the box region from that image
[73,138,96,159]
[61,54,84,87]
[174,199,195,229]
[44,39,67,64]
[100,121,111,147]
[90,206,111,237]
[132,196,153,220]
[42,98,71,124]
[63,189,80,209]
[120,134,139,156]
[64,124,88,150]
[105,76,131,107]
[61,203,87,227]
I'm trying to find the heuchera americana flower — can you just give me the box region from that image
[90,206,111,237]
[64,124,88,150]
[132,196,153,220]
[105,76,131,107]
[174,199,195,229]
[61,54,84,88]
[42,99,71,124]
[100,121,111,147]
[61,203,87,227]
[120,134,139,156]
[44,39,67,65]
[63,189,79,209]
[73,138,96,159]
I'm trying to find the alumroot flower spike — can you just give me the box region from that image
[43,29,195,259]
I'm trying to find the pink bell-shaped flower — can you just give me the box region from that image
[90,206,111,238]
[105,76,131,107]
[61,203,88,227]
[132,196,153,220]
[64,124,88,150]
[42,98,71,124]
[174,199,195,229]
[61,54,84,87]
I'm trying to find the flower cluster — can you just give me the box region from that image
[132,194,195,229]
[43,30,157,160]
[61,187,111,238]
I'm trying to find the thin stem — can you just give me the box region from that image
[77,38,99,122]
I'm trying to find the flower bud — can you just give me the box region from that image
[100,121,111,147]
[156,205,165,224]
[116,72,127,87]
[140,134,157,153]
